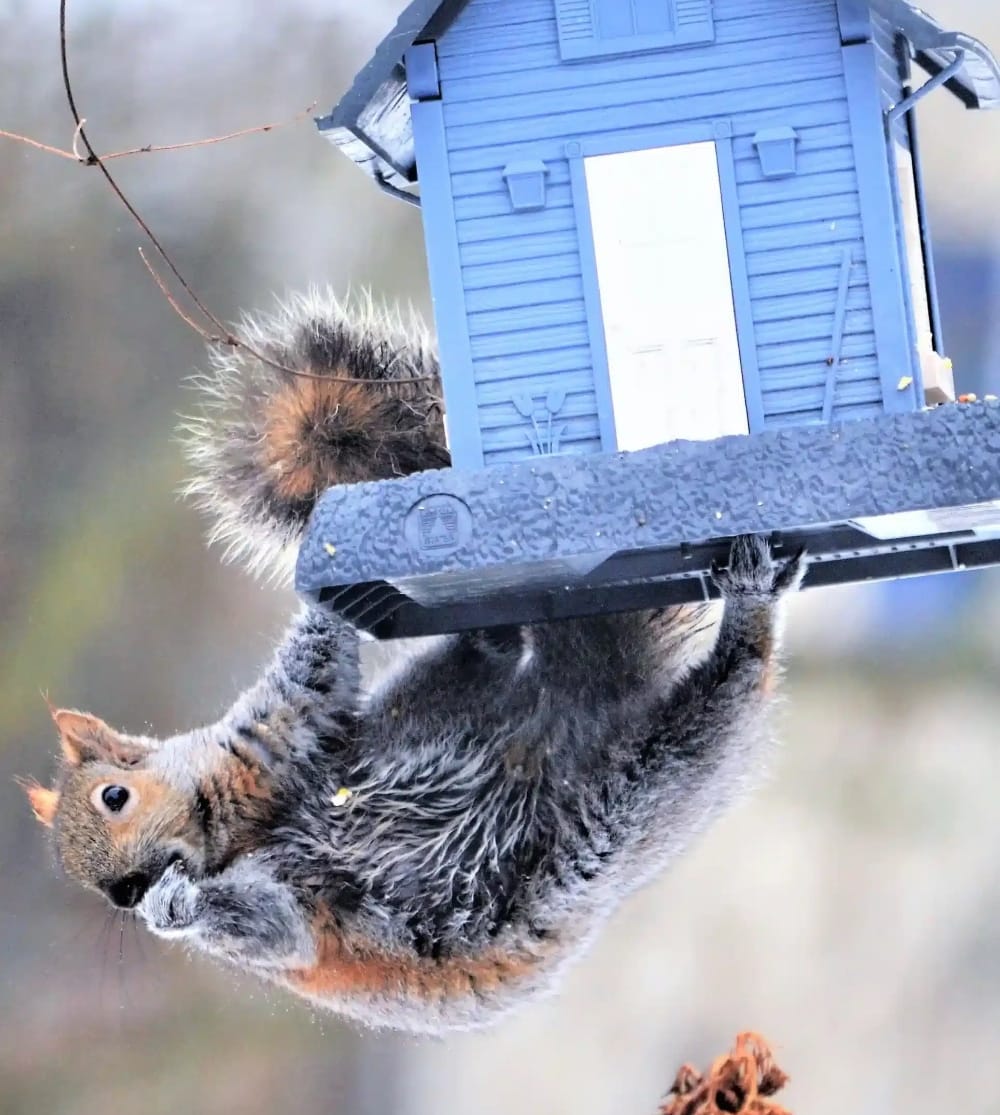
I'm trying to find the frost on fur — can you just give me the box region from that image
[179,290,449,582]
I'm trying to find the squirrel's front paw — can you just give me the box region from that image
[139,862,202,937]
[712,535,806,599]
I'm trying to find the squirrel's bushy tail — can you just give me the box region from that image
[180,289,449,582]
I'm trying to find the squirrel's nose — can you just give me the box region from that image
[105,872,150,909]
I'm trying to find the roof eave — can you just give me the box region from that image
[876,0,1000,110]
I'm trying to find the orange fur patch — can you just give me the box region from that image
[180,749,274,860]
[283,912,550,1008]
[214,755,272,831]
[262,373,383,499]
[20,781,59,826]
[102,772,188,847]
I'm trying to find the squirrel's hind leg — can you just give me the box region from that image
[590,536,805,882]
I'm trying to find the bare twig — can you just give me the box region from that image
[101,105,318,160]
[2,104,317,164]
[137,248,221,343]
[137,249,439,388]
[60,0,229,336]
[56,0,438,390]
[0,129,79,160]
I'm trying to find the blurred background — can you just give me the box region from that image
[2,1,1000,1112]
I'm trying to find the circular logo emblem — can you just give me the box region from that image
[403,494,473,556]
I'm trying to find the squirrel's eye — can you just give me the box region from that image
[101,785,130,813]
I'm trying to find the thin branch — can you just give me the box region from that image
[0,129,79,160]
[100,105,318,160]
[138,250,440,387]
[138,248,221,343]
[2,104,317,164]
[59,0,229,336]
[58,0,439,391]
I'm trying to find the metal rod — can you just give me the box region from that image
[888,50,966,123]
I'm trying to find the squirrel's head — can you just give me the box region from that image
[20,708,208,908]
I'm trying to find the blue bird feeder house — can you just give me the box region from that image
[298,0,1000,638]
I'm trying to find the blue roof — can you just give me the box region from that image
[314,0,471,190]
[319,0,1000,186]
[324,1,469,132]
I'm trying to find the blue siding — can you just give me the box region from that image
[427,0,910,466]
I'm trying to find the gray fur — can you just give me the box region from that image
[143,859,316,968]
[36,296,805,1033]
[136,536,803,1032]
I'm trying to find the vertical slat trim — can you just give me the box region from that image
[715,129,766,433]
[567,147,619,451]
[411,98,485,468]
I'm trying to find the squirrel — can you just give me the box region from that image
[21,290,805,1034]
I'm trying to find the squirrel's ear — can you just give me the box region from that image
[50,708,146,768]
[18,780,60,827]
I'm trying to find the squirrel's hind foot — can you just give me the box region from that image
[712,535,807,600]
